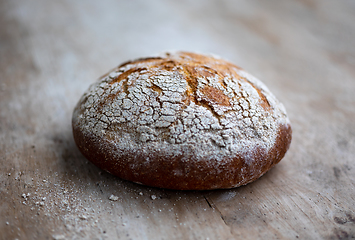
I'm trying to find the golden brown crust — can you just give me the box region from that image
[72,52,292,190]
[72,122,291,190]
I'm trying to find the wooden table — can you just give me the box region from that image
[1,0,355,239]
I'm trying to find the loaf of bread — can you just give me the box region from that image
[72,52,292,190]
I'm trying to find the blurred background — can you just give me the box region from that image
[1,0,355,239]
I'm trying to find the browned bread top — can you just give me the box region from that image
[72,52,292,190]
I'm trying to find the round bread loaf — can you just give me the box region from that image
[72,52,292,190]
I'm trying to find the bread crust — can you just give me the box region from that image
[72,52,292,190]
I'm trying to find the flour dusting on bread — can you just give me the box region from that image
[72,52,292,189]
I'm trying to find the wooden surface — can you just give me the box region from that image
[1,0,355,239]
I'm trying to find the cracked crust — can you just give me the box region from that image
[72,51,292,190]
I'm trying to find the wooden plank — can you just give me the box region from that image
[1,0,355,239]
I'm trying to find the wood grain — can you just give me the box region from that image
[1,0,355,239]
